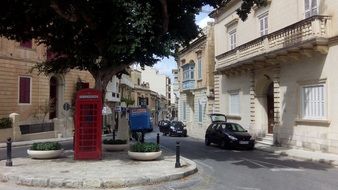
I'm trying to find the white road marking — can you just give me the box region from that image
[195,160,215,172]
[270,168,304,172]
[236,187,261,190]
[241,158,304,172]
[241,158,268,168]
[246,158,290,168]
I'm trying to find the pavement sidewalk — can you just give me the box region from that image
[255,143,338,166]
[0,149,197,189]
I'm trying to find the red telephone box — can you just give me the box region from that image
[74,89,102,160]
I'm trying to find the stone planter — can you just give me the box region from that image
[103,143,129,151]
[27,149,64,159]
[128,150,162,161]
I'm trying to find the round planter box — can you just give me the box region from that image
[103,144,129,151]
[128,150,162,161]
[27,149,64,159]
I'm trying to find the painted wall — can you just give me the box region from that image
[141,66,167,97]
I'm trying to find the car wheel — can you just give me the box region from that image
[169,131,172,136]
[205,137,211,146]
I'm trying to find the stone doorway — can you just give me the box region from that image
[49,76,57,119]
[266,82,274,134]
[255,75,274,137]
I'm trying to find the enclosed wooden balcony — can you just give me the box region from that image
[182,80,195,91]
[215,15,332,73]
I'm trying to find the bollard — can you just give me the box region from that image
[157,133,160,145]
[113,130,116,141]
[175,141,181,168]
[141,132,145,143]
[6,137,12,167]
[73,130,75,150]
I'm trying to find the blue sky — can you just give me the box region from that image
[153,6,214,79]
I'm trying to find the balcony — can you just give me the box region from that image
[216,15,331,72]
[120,77,134,88]
[182,80,195,91]
[106,91,120,102]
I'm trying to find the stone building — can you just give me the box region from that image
[0,38,94,142]
[211,0,338,153]
[176,23,215,139]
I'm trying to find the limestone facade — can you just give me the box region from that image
[0,38,94,142]
[212,0,338,153]
[176,23,215,139]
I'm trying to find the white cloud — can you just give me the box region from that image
[150,7,214,79]
[197,17,214,28]
[153,57,177,79]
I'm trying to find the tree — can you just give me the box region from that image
[0,0,265,92]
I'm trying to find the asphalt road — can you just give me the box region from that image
[146,132,338,190]
[1,131,338,190]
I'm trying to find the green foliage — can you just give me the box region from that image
[0,0,263,90]
[30,142,62,151]
[103,139,127,145]
[236,0,268,21]
[121,97,135,107]
[0,117,12,129]
[130,142,160,152]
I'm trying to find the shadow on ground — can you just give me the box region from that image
[153,135,334,171]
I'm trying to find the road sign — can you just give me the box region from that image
[63,102,71,111]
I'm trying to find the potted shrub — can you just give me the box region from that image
[128,142,162,161]
[102,139,128,151]
[27,142,63,159]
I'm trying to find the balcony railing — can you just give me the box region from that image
[182,80,195,90]
[216,15,331,70]
[120,77,134,88]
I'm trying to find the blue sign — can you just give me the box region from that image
[129,108,151,131]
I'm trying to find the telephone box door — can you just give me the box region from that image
[74,89,102,160]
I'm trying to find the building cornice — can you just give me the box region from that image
[178,35,207,56]
[209,0,239,19]
[329,36,338,45]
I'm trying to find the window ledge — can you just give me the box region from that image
[295,119,330,126]
[226,115,241,120]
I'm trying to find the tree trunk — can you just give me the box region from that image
[92,72,110,104]
[90,64,129,103]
